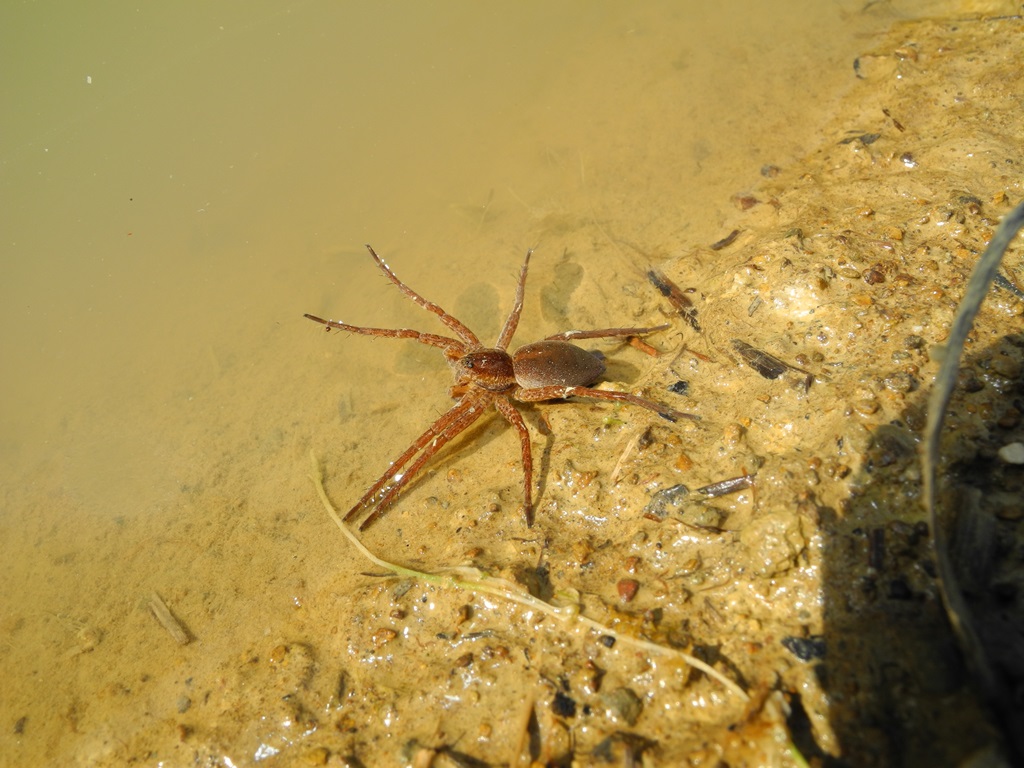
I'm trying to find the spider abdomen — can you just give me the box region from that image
[512,340,606,389]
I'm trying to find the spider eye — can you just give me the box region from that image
[465,360,474,369]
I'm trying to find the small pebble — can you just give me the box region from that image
[372,628,398,648]
[997,442,1024,465]
[642,484,689,520]
[997,408,1021,429]
[722,423,745,445]
[552,691,577,718]
[853,398,879,415]
[883,371,916,393]
[863,268,885,285]
[836,265,861,280]
[957,370,984,393]
[601,687,643,726]
[991,354,1021,379]
[853,293,874,307]
[675,452,694,472]
[617,579,639,602]
[667,380,689,395]
[781,635,826,662]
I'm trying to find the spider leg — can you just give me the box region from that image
[495,249,533,350]
[515,385,699,423]
[357,394,492,530]
[543,325,670,342]
[303,314,465,354]
[364,245,481,347]
[344,397,478,523]
[494,397,534,526]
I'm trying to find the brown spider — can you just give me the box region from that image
[305,245,697,530]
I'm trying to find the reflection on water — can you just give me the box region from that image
[0,1,968,763]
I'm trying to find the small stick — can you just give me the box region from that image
[149,591,191,645]
[697,473,756,498]
[610,430,645,485]
[647,268,701,331]
[710,228,742,250]
[512,687,537,768]
[628,336,661,356]
[731,339,813,381]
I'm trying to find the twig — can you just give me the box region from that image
[512,686,537,768]
[609,429,645,486]
[149,591,190,645]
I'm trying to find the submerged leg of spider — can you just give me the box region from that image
[303,314,464,356]
[494,398,535,526]
[344,397,480,523]
[363,244,481,347]
[354,397,492,531]
[495,249,532,350]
